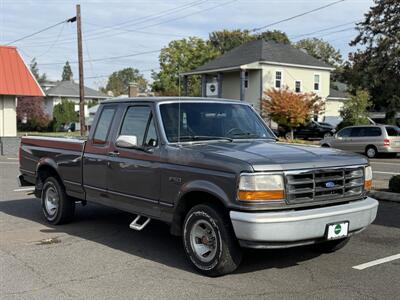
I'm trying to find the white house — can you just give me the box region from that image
[41,80,108,118]
[181,40,348,125]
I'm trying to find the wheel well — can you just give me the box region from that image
[170,191,227,236]
[36,165,63,197]
[365,144,377,152]
[321,144,330,148]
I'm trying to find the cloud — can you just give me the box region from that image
[1,0,373,88]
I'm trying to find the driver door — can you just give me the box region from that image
[107,104,161,217]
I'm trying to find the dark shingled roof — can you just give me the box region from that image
[45,80,108,98]
[189,40,333,73]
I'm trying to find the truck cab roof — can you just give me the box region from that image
[101,96,242,105]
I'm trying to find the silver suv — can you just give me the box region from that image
[320,125,400,158]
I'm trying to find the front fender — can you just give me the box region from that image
[178,179,231,207]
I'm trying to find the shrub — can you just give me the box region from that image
[52,100,78,131]
[17,97,50,132]
[388,175,400,193]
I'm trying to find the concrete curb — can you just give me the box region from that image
[369,190,400,202]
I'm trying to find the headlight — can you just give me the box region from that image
[238,174,285,201]
[364,166,373,190]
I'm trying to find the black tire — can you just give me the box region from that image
[41,177,75,225]
[183,204,242,276]
[313,237,350,253]
[321,144,330,148]
[365,146,378,158]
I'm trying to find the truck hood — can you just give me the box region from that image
[186,140,368,171]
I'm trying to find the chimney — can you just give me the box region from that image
[128,83,138,97]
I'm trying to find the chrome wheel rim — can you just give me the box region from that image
[367,148,376,157]
[189,220,217,263]
[44,185,59,218]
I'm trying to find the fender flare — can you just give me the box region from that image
[170,180,231,235]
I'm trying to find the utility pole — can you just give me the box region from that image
[76,4,85,136]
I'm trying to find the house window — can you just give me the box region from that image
[314,74,320,91]
[295,80,301,93]
[244,71,249,88]
[275,71,282,88]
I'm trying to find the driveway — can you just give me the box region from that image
[1,159,399,299]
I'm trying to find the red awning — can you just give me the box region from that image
[0,45,44,97]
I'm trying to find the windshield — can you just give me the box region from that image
[159,102,274,142]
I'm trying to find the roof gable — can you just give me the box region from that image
[0,45,44,97]
[45,80,107,98]
[192,40,332,73]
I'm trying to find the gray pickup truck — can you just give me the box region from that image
[19,97,378,276]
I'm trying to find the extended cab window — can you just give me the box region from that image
[93,107,116,144]
[120,106,158,147]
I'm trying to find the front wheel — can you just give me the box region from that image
[183,204,242,276]
[41,177,75,225]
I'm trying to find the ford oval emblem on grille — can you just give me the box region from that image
[325,181,335,188]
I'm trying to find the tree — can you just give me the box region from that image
[152,37,220,96]
[101,68,147,97]
[338,90,372,129]
[29,58,47,84]
[17,97,50,131]
[256,30,290,44]
[52,100,78,131]
[295,38,343,66]
[262,87,324,139]
[208,29,254,54]
[61,61,73,81]
[345,0,400,123]
[208,29,290,54]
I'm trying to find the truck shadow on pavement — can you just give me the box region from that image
[3,197,396,275]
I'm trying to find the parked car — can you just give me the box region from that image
[320,125,400,158]
[18,97,378,276]
[278,120,335,140]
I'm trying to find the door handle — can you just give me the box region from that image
[108,151,120,157]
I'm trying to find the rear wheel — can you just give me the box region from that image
[41,177,75,225]
[183,204,242,276]
[321,144,330,148]
[313,237,350,253]
[365,146,378,158]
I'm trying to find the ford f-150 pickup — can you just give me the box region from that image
[19,97,378,276]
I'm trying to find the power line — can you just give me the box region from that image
[251,0,346,32]
[5,17,75,45]
[39,49,161,66]
[290,20,358,40]
[84,67,159,80]
[17,1,206,47]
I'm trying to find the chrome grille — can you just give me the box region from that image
[285,166,364,203]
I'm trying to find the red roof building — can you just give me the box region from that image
[0,45,44,137]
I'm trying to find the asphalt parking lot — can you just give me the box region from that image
[1,158,399,299]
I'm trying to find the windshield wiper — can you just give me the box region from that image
[231,132,276,140]
[175,135,233,142]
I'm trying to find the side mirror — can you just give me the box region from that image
[116,135,138,148]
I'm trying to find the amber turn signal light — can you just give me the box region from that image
[238,190,284,201]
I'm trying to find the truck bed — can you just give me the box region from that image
[20,136,86,199]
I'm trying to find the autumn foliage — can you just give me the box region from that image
[17,97,50,131]
[262,87,324,137]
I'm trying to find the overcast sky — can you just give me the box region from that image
[1,0,374,89]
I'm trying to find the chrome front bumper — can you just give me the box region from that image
[230,197,378,248]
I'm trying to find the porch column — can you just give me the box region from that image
[240,69,246,101]
[217,72,223,98]
[182,75,188,96]
[201,74,207,97]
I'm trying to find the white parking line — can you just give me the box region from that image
[0,161,18,164]
[353,253,400,270]
[373,171,400,175]
[13,187,35,192]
